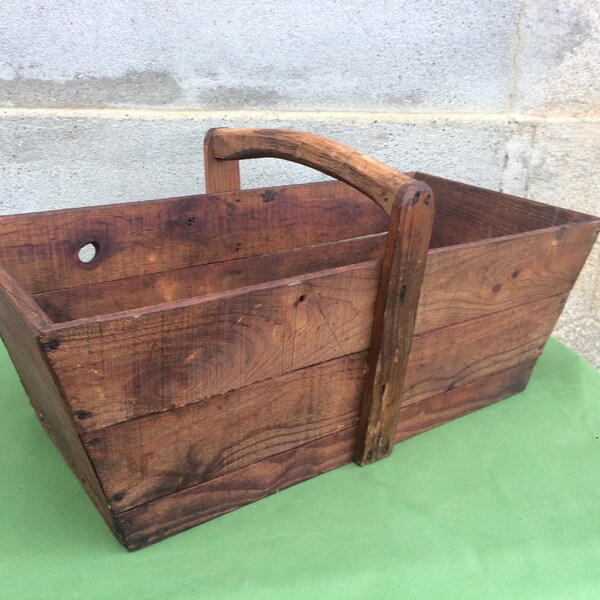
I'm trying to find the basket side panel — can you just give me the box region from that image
[0,266,117,538]
[42,262,380,432]
[417,222,600,335]
[0,181,387,294]
[115,359,536,551]
[80,294,564,515]
[116,426,357,551]
[84,352,366,512]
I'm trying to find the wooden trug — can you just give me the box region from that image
[0,128,598,550]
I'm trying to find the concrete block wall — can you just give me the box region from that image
[1,0,599,367]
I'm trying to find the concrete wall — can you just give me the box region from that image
[1,0,599,367]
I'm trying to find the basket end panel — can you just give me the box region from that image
[416,172,600,249]
[395,360,536,443]
[0,263,117,539]
[399,293,569,439]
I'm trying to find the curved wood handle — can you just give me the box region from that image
[204,128,418,215]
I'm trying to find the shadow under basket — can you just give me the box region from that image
[0,128,598,550]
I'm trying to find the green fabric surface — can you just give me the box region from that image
[0,337,599,599]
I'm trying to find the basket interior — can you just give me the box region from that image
[0,175,593,325]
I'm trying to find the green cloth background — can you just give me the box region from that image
[1,337,599,599]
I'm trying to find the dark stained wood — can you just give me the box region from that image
[420,172,597,249]
[355,183,434,464]
[1,127,598,551]
[396,360,536,442]
[41,262,380,432]
[113,359,535,551]
[115,426,358,551]
[0,181,387,294]
[83,352,366,511]
[416,222,600,334]
[35,234,386,323]
[403,293,568,406]
[0,264,119,539]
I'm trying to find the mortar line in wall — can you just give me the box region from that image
[2,106,600,123]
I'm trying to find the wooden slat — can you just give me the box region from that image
[41,262,380,432]
[355,184,434,464]
[403,294,567,407]
[420,172,597,249]
[0,181,387,294]
[35,234,386,323]
[114,358,535,551]
[84,352,366,512]
[116,426,358,550]
[396,361,536,443]
[33,217,597,333]
[38,265,580,432]
[0,265,119,539]
[416,222,600,334]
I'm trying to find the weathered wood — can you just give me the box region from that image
[113,360,535,551]
[420,172,596,249]
[403,293,567,406]
[0,181,387,294]
[41,262,379,432]
[206,128,416,215]
[396,361,536,442]
[416,222,600,334]
[71,290,564,513]
[84,352,366,511]
[116,427,358,551]
[355,184,434,464]
[0,264,119,539]
[36,275,578,434]
[35,234,386,322]
[1,126,598,552]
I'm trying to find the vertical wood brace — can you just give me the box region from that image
[354,182,434,465]
[204,128,241,193]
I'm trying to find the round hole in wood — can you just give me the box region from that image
[78,241,100,264]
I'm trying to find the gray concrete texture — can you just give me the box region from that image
[0,0,599,367]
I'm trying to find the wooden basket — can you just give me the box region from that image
[1,128,598,550]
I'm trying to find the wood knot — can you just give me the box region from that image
[75,410,93,420]
[44,338,61,351]
[262,190,276,203]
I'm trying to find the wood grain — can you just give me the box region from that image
[355,183,434,464]
[41,262,379,432]
[403,294,567,406]
[0,181,387,294]
[84,353,366,511]
[113,359,535,551]
[396,361,536,442]
[416,222,600,334]
[115,426,358,550]
[35,234,386,323]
